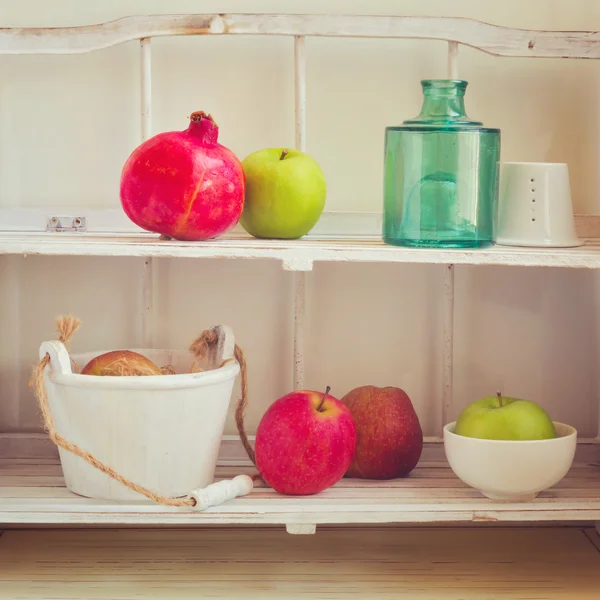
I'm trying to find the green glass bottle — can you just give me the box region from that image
[383,80,500,248]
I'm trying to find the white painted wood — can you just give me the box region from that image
[447,41,458,78]
[3,208,599,239]
[141,258,154,347]
[0,444,598,526]
[437,27,458,444]
[39,341,72,374]
[286,523,317,534]
[283,258,314,271]
[40,327,240,501]
[140,38,152,141]
[0,208,143,233]
[7,233,600,270]
[2,528,598,599]
[442,265,454,431]
[307,211,382,239]
[293,271,306,390]
[292,35,308,390]
[2,432,597,464]
[294,35,307,153]
[2,15,600,60]
[140,38,155,350]
[0,258,21,431]
[0,207,372,236]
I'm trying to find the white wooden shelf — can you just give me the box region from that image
[2,13,600,545]
[1,445,598,527]
[1,527,599,599]
[2,232,600,270]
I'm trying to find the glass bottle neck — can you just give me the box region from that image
[404,80,482,127]
[420,93,466,121]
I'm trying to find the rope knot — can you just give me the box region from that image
[57,316,81,347]
[189,329,218,361]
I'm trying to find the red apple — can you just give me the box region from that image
[255,388,356,495]
[81,350,162,376]
[342,385,423,479]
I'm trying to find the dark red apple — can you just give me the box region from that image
[342,385,423,479]
[255,388,356,495]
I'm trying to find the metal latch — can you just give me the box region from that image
[46,216,87,232]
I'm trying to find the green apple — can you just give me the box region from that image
[240,148,326,239]
[454,392,557,441]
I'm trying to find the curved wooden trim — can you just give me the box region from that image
[0,14,599,58]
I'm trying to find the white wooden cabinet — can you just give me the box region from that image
[0,13,599,581]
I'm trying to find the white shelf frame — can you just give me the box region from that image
[1,15,600,530]
[1,440,599,528]
[140,37,154,350]
[2,14,600,57]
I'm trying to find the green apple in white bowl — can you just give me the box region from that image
[444,393,577,502]
[240,148,326,239]
[454,392,557,441]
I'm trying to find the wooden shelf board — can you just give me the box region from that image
[2,232,600,270]
[3,13,600,60]
[1,456,599,526]
[0,526,599,599]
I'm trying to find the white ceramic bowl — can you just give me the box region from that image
[443,421,577,502]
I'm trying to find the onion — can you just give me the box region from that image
[80,350,162,376]
[120,111,245,241]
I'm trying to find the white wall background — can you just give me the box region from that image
[0,0,599,438]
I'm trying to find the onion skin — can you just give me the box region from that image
[80,350,162,376]
[120,112,245,241]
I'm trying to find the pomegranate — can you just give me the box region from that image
[120,111,245,241]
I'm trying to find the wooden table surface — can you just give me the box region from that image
[0,526,598,599]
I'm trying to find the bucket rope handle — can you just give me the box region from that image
[31,316,258,509]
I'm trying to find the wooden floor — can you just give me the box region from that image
[0,527,598,599]
[1,455,600,526]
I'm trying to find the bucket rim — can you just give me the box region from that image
[48,348,240,391]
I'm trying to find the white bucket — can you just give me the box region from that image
[39,325,240,502]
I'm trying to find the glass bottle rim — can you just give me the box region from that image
[421,79,468,94]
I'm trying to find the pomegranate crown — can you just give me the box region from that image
[190,111,215,124]
[186,111,219,144]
